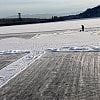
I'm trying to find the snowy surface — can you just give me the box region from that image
[0,31,100,51]
[0,18,100,87]
[0,18,100,34]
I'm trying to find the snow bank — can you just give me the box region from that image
[0,50,30,55]
[46,46,100,52]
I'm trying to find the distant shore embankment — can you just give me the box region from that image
[0,5,100,26]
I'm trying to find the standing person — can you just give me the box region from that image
[81,25,84,31]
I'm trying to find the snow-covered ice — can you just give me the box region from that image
[0,18,100,34]
[0,18,100,87]
[0,31,100,51]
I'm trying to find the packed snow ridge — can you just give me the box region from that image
[0,50,30,55]
[46,46,100,52]
[1,45,100,56]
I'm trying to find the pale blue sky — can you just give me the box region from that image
[0,0,100,18]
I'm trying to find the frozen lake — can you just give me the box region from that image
[0,18,100,88]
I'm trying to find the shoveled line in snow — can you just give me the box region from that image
[0,50,30,55]
[46,46,100,52]
[0,51,45,88]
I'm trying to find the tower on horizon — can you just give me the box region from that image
[18,13,22,20]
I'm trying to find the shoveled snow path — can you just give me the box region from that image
[0,51,44,88]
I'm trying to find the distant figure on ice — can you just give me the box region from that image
[81,25,84,31]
